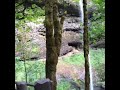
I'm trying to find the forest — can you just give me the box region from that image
[15,0,105,90]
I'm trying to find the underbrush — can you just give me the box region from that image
[15,49,105,90]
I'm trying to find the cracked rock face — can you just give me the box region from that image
[63,17,82,33]
[16,17,83,59]
[26,17,83,33]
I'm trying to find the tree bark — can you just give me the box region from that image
[45,0,57,90]
[53,0,65,56]
[83,0,90,90]
[45,0,65,90]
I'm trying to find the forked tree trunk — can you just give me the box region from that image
[83,0,90,90]
[45,0,65,90]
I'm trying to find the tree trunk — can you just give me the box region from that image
[45,0,57,90]
[83,0,90,90]
[53,0,65,56]
[45,0,65,90]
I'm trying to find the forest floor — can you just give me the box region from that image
[56,48,105,90]
[15,48,105,90]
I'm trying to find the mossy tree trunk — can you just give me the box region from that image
[45,0,65,90]
[83,0,90,90]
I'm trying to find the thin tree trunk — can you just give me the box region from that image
[83,0,90,90]
[53,0,65,56]
[52,0,65,89]
[23,60,27,83]
[53,0,61,56]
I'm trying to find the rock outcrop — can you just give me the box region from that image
[90,40,105,48]
[16,16,84,59]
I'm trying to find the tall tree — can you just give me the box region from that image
[45,0,65,90]
[83,0,90,90]
[15,0,65,89]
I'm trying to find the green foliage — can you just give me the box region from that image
[15,58,26,81]
[15,27,41,61]
[72,0,79,3]
[63,53,84,67]
[63,49,105,82]
[89,0,105,44]
[57,80,71,90]
[90,49,105,81]
[15,4,45,29]
[24,5,45,20]
[15,60,45,83]
[15,49,105,89]
[89,20,105,43]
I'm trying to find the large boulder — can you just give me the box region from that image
[68,41,83,49]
